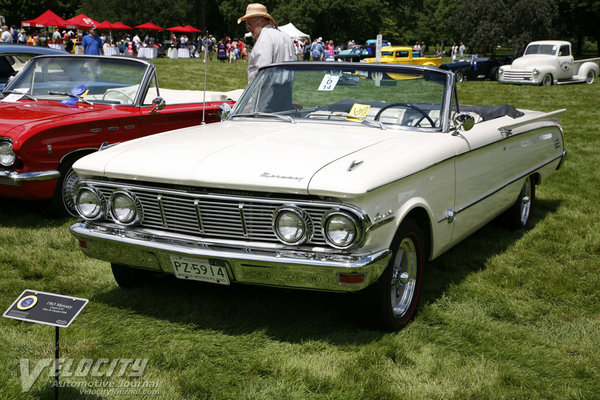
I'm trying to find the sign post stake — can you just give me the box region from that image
[55,326,59,400]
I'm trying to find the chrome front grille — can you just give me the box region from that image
[92,181,333,246]
[503,70,534,81]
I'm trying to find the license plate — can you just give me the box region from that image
[169,255,230,285]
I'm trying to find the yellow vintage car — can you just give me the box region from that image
[363,46,441,67]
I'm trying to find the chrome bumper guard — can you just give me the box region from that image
[70,222,392,292]
[0,170,60,186]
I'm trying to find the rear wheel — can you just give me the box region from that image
[363,218,425,331]
[503,176,536,230]
[585,70,595,84]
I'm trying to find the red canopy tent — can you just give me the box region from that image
[21,10,70,28]
[112,22,133,30]
[166,26,187,33]
[135,22,163,31]
[183,25,202,33]
[65,14,98,29]
[95,21,115,30]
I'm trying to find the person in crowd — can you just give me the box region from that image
[36,29,49,46]
[217,39,227,62]
[451,42,458,62]
[413,42,421,57]
[329,40,335,58]
[237,2,294,82]
[52,29,62,44]
[303,38,311,61]
[18,29,27,44]
[11,25,18,43]
[1,26,12,42]
[82,26,103,55]
[310,38,323,61]
[207,35,215,61]
[459,42,466,57]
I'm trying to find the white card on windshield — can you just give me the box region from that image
[318,74,339,91]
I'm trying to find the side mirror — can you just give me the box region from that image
[150,96,166,113]
[452,112,475,134]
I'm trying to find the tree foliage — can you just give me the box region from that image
[1,0,598,54]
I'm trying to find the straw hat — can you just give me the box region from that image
[237,3,276,25]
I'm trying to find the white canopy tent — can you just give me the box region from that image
[278,23,310,40]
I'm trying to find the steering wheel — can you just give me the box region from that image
[374,103,435,127]
[102,89,134,104]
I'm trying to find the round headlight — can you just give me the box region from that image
[323,211,360,249]
[532,68,539,75]
[75,187,104,220]
[273,207,312,245]
[110,191,141,225]
[0,141,16,166]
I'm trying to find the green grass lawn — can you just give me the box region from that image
[1,59,599,399]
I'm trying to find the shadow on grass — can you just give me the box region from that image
[0,198,74,228]
[90,198,560,344]
[33,383,103,400]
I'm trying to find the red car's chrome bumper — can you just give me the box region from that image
[0,170,60,199]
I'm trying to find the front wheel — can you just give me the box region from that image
[363,218,426,331]
[455,71,464,82]
[111,263,154,288]
[49,160,80,217]
[541,74,552,86]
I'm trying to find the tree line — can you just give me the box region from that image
[2,0,598,55]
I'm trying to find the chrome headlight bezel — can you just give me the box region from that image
[74,186,106,221]
[532,68,540,75]
[0,139,16,167]
[272,206,313,245]
[109,190,142,225]
[322,210,363,250]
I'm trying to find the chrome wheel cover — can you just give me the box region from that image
[520,177,532,226]
[390,236,418,317]
[62,168,80,216]
[586,70,595,84]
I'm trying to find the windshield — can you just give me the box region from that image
[2,56,149,105]
[231,64,448,129]
[525,44,557,56]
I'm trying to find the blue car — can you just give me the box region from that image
[0,43,66,88]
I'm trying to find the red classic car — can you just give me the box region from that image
[0,55,240,216]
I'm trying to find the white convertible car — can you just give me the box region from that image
[70,62,566,331]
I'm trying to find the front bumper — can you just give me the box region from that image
[0,169,60,186]
[70,222,392,292]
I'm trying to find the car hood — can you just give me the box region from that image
[509,55,549,69]
[74,120,454,197]
[0,101,110,141]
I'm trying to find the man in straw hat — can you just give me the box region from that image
[238,3,294,82]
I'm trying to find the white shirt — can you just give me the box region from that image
[247,24,294,82]
[1,31,12,42]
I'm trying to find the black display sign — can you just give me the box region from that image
[3,290,88,328]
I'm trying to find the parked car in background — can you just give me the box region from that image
[498,40,599,85]
[440,54,509,82]
[363,46,442,67]
[70,62,566,331]
[334,45,363,62]
[361,39,391,58]
[0,55,241,216]
[0,43,66,88]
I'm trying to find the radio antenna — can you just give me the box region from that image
[201,31,208,125]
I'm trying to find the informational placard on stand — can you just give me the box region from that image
[3,290,88,327]
[4,290,88,400]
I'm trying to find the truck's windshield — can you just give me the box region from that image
[525,44,557,56]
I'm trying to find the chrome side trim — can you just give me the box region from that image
[0,170,60,185]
